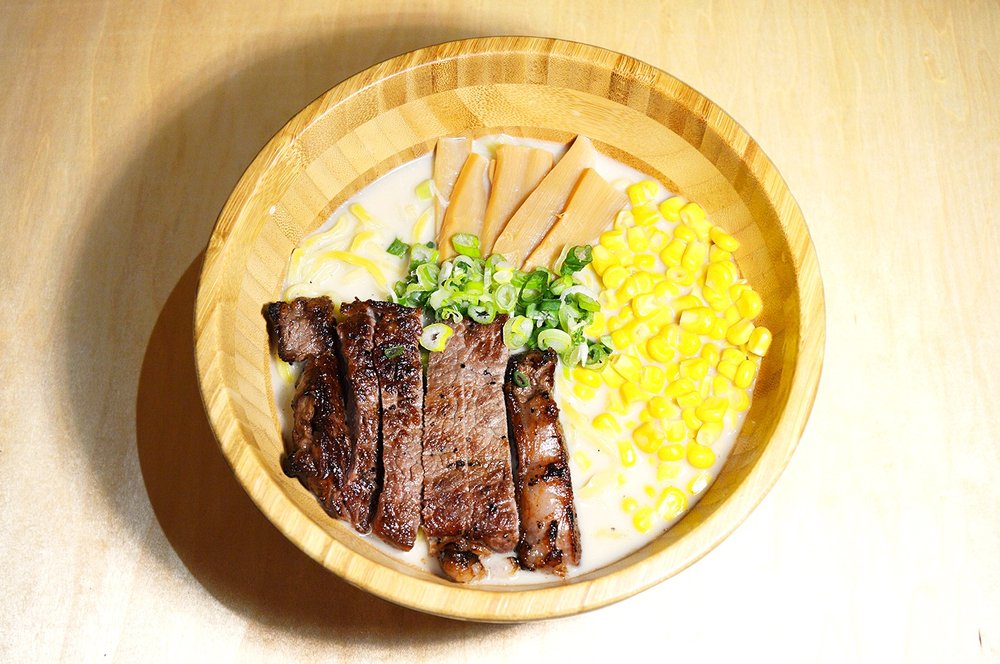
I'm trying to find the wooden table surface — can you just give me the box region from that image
[1,1,997,661]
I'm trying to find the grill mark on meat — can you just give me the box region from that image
[505,350,581,575]
[335,300,379,533]
[422,318,519,581]
[371,302,424,550]
[262,297,352,518]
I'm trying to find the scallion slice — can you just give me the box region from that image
[386,238,408,257]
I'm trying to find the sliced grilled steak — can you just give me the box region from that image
[505,350,581,575]
[371,302,424,550]
[263,297,337,363]
[422,318,519,581]
[335,300,380,533]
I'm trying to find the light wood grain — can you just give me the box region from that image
[195,36,822,622]
[0,0,997,660]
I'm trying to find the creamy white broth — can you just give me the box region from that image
[271,134,754,584]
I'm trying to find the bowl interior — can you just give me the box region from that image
[195,37,824,621]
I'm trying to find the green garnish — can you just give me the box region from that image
[386,238,408,257]
[513,370,530,388]
[383,344,404,359]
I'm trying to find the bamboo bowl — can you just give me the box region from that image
[195,37,824,622]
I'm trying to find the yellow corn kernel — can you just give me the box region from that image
[699,377,712,399]
[727,319,755,346]
[627,181,652,206]
[618,276,641,301]
[645,307,673,330]
[664,420,687,443]
[657,461,681,481]
[657,442,686,461]
[626,320,654,344]
[648,228,669,251]
[626,227,650,252]
[638,408,653,423]
[607,389,628,414]
[646,336,674,363]
[721,348,745,364]
[686,442,716,469]
[622,496,639,513]
[710,226,741,252]
[674,224,697,243]
[656,487,688,520]
[679,307,715,334]
[602,265,629,289]
[681,240,709,272]
[611,354,642,382]
[668,295,697,312]
[717,360,738,381]
[614,251,635,267]
[737,289,763,320]
[663,361,680,382]
[666,266,696,287]
[682,406,703,430]
[618,440,637,467]
[591,244,615,275]
[600,229,628,251]
[703,288,730,313]
[610,328,634,350]
[659,239,686,267]
[689,472,712,495]
[585,312,607,338]
[705,262,734,291]
[747,326,773,357]
[676,391,703,409]
[634,254,656,271]
[621,382,646,405]
[573,367,603,388]
[633,507,655,533]
[639,365,666,394]
[613,209,635,231]
[696,422,723,446]
[633,421,665,453]
[680,201,707,227]
[704,317,725,340]
[633,271,654,294]
[729,282,750,302]
[631,204,661,227]
[659,196,687,221]
[700,344,720,367]
[648,395,679,419]
[572,450,592,472]
[678,329,702,356]
[695,396,728,423]
[734,359,757,389]
[680,357,710,382]
[712,375,733,397]
[709,246,733,263]
[664,377,696,398]
[724,305,742,325]
[601,364,626,388]
[731,389,751,411]
[574,383,596,400]
[654,281,679,301]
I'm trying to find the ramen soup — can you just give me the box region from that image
[269,134,771,584]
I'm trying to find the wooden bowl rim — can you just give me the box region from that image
[195,36,825,622]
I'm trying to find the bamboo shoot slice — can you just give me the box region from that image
[492,136,597,267]
[523,168,628,271]
[480,145,554,254]
[438,152,489,259]
[433,137,471,233]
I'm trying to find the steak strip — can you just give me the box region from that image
[371,302,425,550]
[263,297,351,518]
[505,350,581,575]
[422,318,519,581]
[335,300,380,533]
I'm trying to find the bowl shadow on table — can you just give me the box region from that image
[62,23,523,643]
[138,254,514,640]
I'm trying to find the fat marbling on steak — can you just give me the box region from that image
[505,350,581,575]
[421,317,519,581]
[370,302,425,551]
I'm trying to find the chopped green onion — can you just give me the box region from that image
[468,302,497,324]
[503,315,533,348]
[415,263,439,289]
[513,370,530,388]
[537,328,572,353]
[575,293,601,312]
[560,245,593,275]
[519,269,550,303]
[411,242,438,265]
[494,284,517,313]
[386,238,408,257]
[420,323,454,352]
[451,233,481,258]
[383,344,404,358]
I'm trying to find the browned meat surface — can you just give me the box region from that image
[371,302,425,550]
[422,318,519,581]
[262,297,338,363]
[505,350,581,575]
[437,543,486,583]
[283,353,351,518]
[335,300,380,534]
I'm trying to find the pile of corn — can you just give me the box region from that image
[566,181,772,534]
